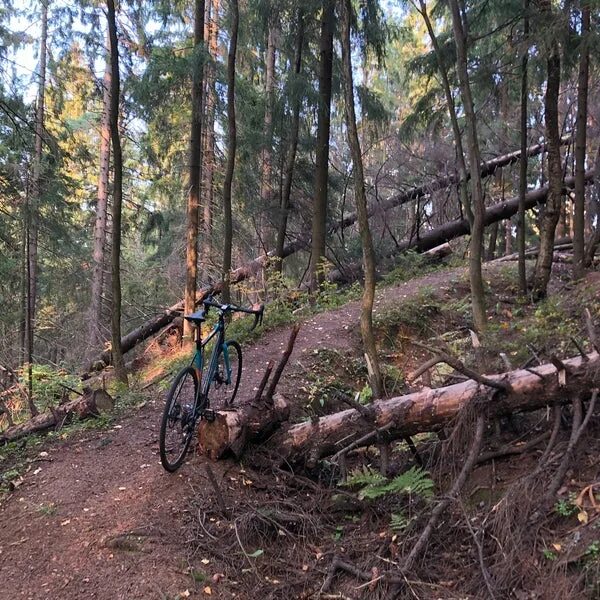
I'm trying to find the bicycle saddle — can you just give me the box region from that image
[184,310,207,324]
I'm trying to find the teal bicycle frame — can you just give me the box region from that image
[191,311,232,409]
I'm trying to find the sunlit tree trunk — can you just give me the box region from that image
[573,4,590,279]
[106,0,127,384]
[89,40,112,351]
[275,8,304,270]
[184,0,206,339]
[222,0,239,305]
[532,37,562,300]
[340,0,382,397]
[448,0,487,332]
[309,0,334,292]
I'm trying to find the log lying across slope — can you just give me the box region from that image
[90,140,579,370]
[263,351,600,464]
[337,135,573,231]
[0,389,114,445]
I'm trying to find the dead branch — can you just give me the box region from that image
[264,324,300,403]
[402,414,486,572]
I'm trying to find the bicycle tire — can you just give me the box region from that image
[159,366,199,472]
[209,340,242,407]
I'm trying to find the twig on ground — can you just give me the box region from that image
[476,429,551,465]
[204,463,231,519]
[458,500,497,600]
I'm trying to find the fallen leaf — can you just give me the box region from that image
[60,519,71,526]
[180,591,190,598]
[203,586,212,595]
[578,510,589,524]
[201,558,210,565]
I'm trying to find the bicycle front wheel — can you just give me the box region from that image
[209,340,242,407]
[159,367,198,472]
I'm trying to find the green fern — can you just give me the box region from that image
[390,511,412,531]
[341,466,434,502]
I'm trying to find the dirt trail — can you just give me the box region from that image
[0,269,460,600]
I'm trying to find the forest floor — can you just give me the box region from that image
[1,263,599,600]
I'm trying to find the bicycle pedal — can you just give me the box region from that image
[201,409,216,422]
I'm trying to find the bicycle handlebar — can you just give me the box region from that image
[202,296,264,330]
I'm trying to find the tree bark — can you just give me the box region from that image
[517,0,529,294]
[340,0,382,397]
[221,0,239,305]
[106,0,127,384]
[309,0,334,292]
[275,8,304,269]
[184,0,206,340]
[573,4,590,279]
[89,40,112,351]
[266,351,600,464]
[201,0,219,281]
[532,32,562,300]
[448,0,486,331]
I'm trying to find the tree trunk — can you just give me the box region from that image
[89,42,112,351]
[23,0,48,416]
[258,18,277,252]
[486,222,499,260]
[309,0,334,292]
[221,0,239,305]
[201,0,219,281]
[184,0,206,340]
[532,36,562,300]
[266,351,600,465]
[517,0,529,294]
[418,0,472,225]
[573,4,590,279]
[340,0,383,398]
[106,0,127,384]
[275,8,304,269]
[448,0,487,331]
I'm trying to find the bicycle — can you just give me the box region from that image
[159,296,264,472]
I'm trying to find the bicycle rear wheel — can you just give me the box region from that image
[209,340,242,407]
[159,367,199,472]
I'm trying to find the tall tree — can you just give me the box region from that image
[415,0,473,226]
[106,0,127,383]
[532,5,562,300]
[222,0,239,305]
[258,11,277,252]
[88,39,112,351]
[517,0,529,295]
[340,0,382,397]
[201,0,219,281]
[309,0,334,292]
[573,3,590,279]
[184,0,206,339]
[448,0,487,331]
[275,7,305,269]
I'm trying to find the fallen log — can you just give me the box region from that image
[261,351,600,465]
[0,389,115,445]
[328,170,595,283]
[198,325,300,460]
[337,136,573,231]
